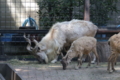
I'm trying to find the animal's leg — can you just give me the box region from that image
[75,53,83,69]
[51,47,63,63]
[78,58,82,67]
[92,48,99,65]
[114,54,118,65]
[51,55,59,63]
[51,51,66,63]
[108,55,114,73]
[107,60,111,72]
[91,53,96,64]
[111,54,118,72]
[107,54,112,72]
[112,59,116,72]
[115,61,117,65]
[82,54,87,62]
[108,52,116,73]
[86,53,91,68]
[114,54,117,65]
[75,58,82,70]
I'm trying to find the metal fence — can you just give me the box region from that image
[0,0,41,60]
[0,30,48,60]
[0,0,39,30]
[0,0,120,60]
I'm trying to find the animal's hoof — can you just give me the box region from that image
[91,61,95,64]
[113,70,116,72]
[108,70,113,73]
[61,61,67,70]
[109,71,113,74]
[51,59,57,63]
[75,67,79,70]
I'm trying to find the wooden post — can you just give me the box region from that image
[84,0,90,21]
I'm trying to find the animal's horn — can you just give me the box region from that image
[23,33,35,54]
[31,35,39,46]
[33,39,39,46]
[23,33,31,45]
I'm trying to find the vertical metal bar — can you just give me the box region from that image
[5,0,6,29]
[0,0,2,29]
[84,0,90,21]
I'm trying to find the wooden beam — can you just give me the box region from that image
[84,0,90,21]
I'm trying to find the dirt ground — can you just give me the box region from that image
[1,60,120,80]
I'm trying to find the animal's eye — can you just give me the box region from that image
[38,47,40,50]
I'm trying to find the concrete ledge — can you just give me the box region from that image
[0,63,23,80]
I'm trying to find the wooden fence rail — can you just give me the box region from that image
[0,29,120,62]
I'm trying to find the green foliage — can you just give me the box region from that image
[37,0,84,29]
[37,0,119,29]
[90,0,119,26]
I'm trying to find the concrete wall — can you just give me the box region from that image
[0,0,120,29]
[0,0,40,30]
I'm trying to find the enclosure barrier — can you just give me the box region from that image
[0,29,120,61]
[0,63,23,80]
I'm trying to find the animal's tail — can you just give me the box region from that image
[108,39,110,45]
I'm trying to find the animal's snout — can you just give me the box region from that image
[38,58,47,64]
[61,60,67,70]
[37,47,41,52]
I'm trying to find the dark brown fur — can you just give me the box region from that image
[61,60,67,70]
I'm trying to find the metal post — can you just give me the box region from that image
[84,0,90,21]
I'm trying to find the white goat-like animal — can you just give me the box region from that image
[24,19,98,63]
[61,36,99,70]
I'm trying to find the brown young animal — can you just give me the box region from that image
[107,32,120,73]
[61,36,99,70]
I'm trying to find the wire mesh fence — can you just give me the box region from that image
[0,0,120,60]
[1,0,120,29]
[0,0,39,30]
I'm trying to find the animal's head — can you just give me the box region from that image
[23,33,48,63]
[36,51,48,63]
[61,57,68,70]
[61,49,76,70]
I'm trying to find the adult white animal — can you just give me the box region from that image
[24,19,98,63]
[61,36,99,70]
